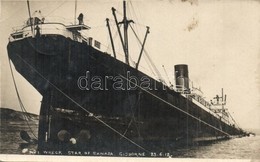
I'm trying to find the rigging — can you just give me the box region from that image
[8,59,38,139]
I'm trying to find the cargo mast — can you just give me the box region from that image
[26,0,34,36]
[122,0,130,65]
[74,0,77,25]
[111,0,133,65]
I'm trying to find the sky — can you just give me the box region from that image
[0,0,259,131]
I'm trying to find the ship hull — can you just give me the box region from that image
[7,36,243,156]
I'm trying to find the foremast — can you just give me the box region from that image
[109,0,149,68]
[111,1,133,65]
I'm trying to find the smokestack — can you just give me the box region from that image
[174,64,190,93]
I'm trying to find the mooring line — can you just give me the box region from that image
[8,58,38,139]
[11,53,150,153]
[83,49,231,137]
[85,45,232,137]
[118,74,231,137]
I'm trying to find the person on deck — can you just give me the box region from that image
[77,13,84,25]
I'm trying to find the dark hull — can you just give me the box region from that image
[7,36,244,156]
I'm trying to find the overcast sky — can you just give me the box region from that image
[0,0,259,130]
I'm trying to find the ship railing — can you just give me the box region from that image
[191,93,211,109]
[43,16,74,26]
[9,28,31,42]
[193,97,233,127]
[10,24,94,45]
[175,85,191,94]
[183,92,233,127]
[10,23,77,42]
[179,88,234,127]
[38,25,72,34]
[12,25,26,33]
[197,95,235,127]
[209,106,233,126]
[11,16,73,32]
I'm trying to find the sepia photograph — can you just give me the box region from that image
[0,0,259,161]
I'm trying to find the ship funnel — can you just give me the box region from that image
[174,64,190,93]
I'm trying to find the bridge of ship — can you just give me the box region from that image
[9,17,101,50]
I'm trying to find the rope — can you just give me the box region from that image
[117,74,231,137]
[72,20,232,137]
[73,35,232,137]
[11,52,150,153]
[125,23,156,77]
[8,59,38,139]
[45,0,68,17]
[81,44,232,137]
[11,22,233,150]
[121,119,133,139]
[103,24,156,77]
[126,90,141,137]
[227,111,240,129]
[129,24,165,84]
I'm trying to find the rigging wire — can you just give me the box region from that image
[124,22,157,77]
[11,53,150,153]
[15,45,232,137]
[126,2,143,67]
[10,38,236,153]
[115,4,123,17]
[11,0,238,150]
[8,59,38,139]
[126,90,142,137]
[45,0,68,17]
[162,65,173,87]
[5,2,243,157]
[130,25,154,76]
[104,22,154,77]
[104,1,156,77]
[227,111,241,129]
[83,41,233,137]
[103,29,156,76]
[104,28,157,77]
[129,0,143,27]
[117,74,231,137]
[129,24,165,84]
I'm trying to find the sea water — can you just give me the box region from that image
[0,121,259,159]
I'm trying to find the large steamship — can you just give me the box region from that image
[7,0,246,156]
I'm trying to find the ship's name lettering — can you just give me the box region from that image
[92,151,114,156]
[68,151,82,155]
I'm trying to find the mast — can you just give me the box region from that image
[123,0,129,65]
[136,26,150,69]
[106,18,116,58]
[74,0,78,25]
[26,0,34,36]
[112,7,126,61]
[112,0,133,65]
